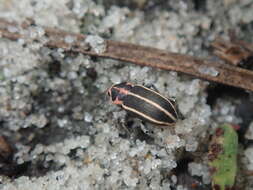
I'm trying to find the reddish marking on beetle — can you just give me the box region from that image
[215,127,224,137]
[113,96,123,105]
[106,84,131,105]
[107,82,133,98]
[113,87,130,95]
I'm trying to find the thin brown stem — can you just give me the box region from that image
[1,18,253,91]
[212,37,253,66]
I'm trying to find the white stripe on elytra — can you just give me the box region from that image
[127,92,177,122]
[121,104,173,125]
[136,85,178,118]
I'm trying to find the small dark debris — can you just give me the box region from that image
[206,84,248,108]
[48,60,61,78]
[175,172,210,190]
[66,0,74,10]
[86,67,97,80]
[193,0,207,11]
[213,184,221,190]
[135,126,154,143]
[0,162,30,178]
[170,157,211,189]
[237,54,253,70]
[215,128,224,137]
[235,100,253,127]
[0,136,13,163]
[235,100,253,146]
[123,117,155,144]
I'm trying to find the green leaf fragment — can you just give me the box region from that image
[208,124,238,190]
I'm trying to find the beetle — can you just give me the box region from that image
[107,82,182,126]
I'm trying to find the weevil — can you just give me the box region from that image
[107,82,182,126]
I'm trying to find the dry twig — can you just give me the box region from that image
[1,18,253,91]
[212,38,253,66]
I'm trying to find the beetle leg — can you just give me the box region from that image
[140,123,153,135]
[117,117,131,136]
[177,110,185,120]
[122,124,131,135]
[167,98,185,120]
[175,104,185,120]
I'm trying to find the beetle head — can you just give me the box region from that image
[106,82,133,105]
[107,87,123,105]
